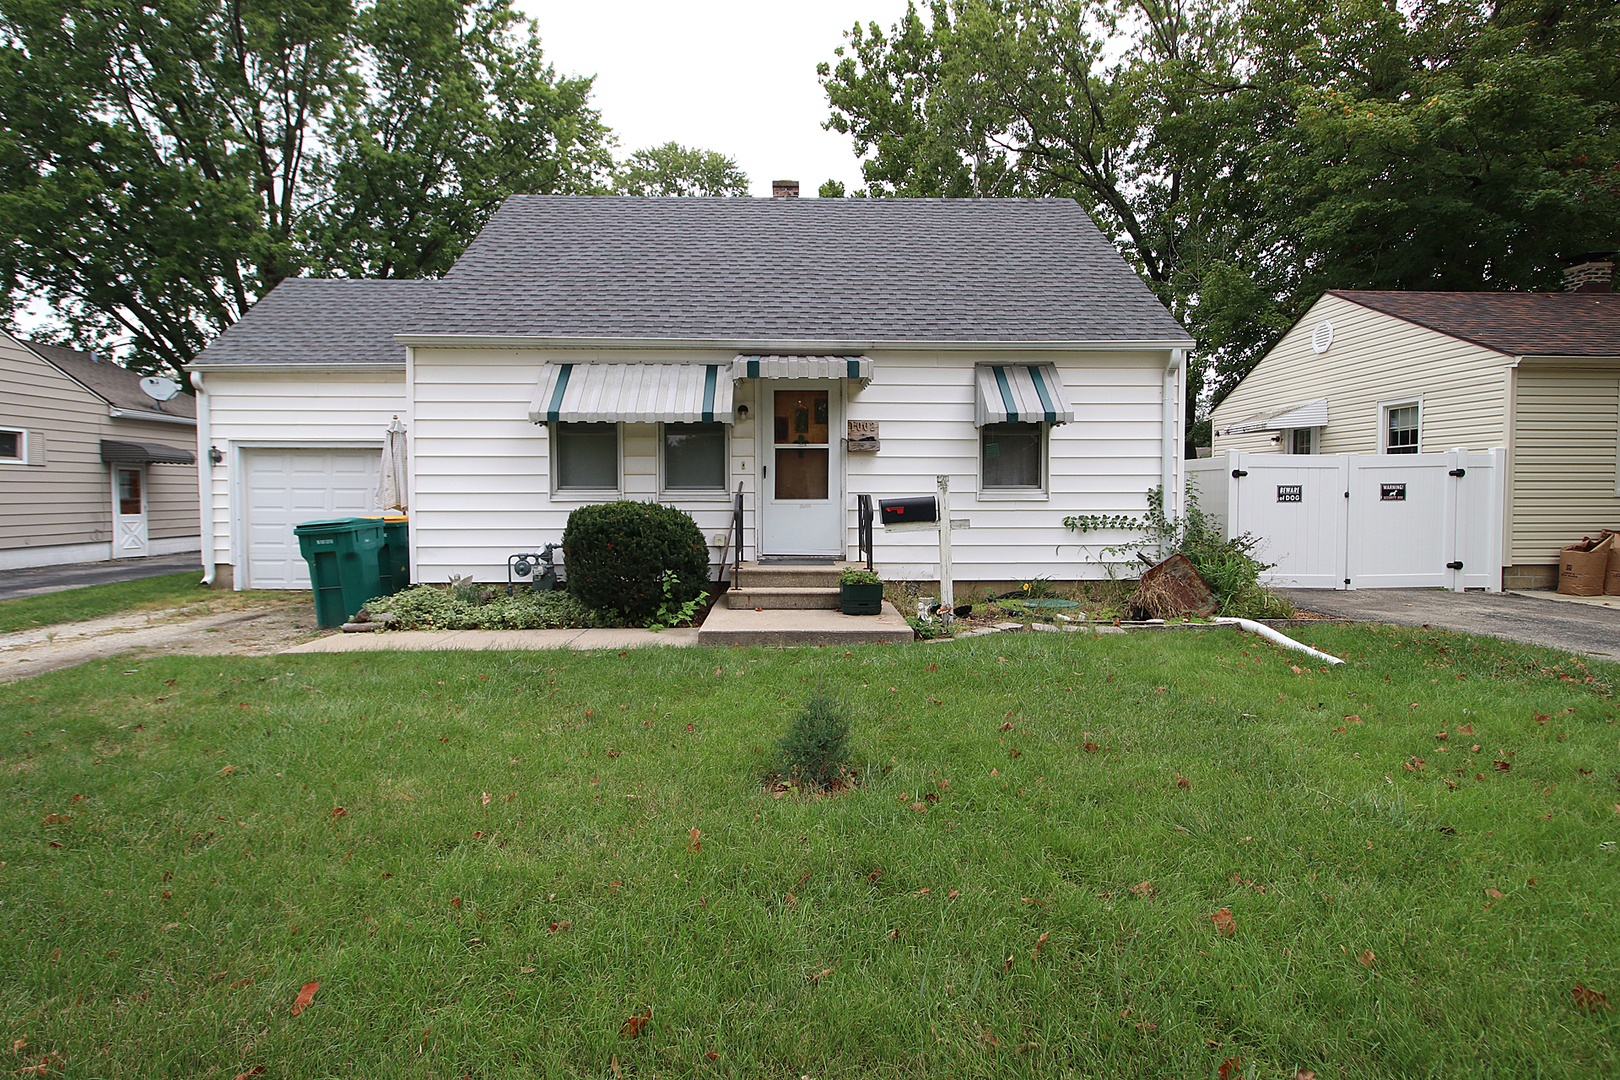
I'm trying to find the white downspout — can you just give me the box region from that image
[1163,349,1185,521]
[190,370,215,586]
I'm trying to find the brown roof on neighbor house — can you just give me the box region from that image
[1329,290,1620,358]
[24,341,197,421]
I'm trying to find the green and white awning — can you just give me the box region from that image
[974,363,1073,426]
[529,363,734,424]
[732,355,874,381]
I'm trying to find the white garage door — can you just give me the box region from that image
[243,448,382,588]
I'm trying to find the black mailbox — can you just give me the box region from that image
[880,496,938,526]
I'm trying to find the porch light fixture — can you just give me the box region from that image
[209,445,224,465]
[736,404,749,421]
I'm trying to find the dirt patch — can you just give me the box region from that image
[0,600,328,681]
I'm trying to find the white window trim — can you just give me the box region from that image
[657,421,731,501]
[978,421,1051,501]
[549,421,622,498]
[0,426,26,464]
[1379,398,1422,454]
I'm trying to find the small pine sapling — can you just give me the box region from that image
[778,690,856,790]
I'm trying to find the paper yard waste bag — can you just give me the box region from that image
[1559,534,1611,596]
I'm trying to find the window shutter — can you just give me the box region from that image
[26,430,45,466]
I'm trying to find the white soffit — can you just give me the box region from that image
[529,363,734,424]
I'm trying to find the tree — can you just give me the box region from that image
[0,0,613,377]
[820,0,1620,446]
[611,142,750,197]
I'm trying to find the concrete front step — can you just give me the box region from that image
[726,586,840,610]
[732,561,859,589]
[697,600,911,647]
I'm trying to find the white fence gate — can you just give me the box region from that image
[1188,450,1505,592]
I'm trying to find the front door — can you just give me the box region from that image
[760,381,843,556]
[112,465,149,558]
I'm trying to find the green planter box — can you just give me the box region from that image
[840,582,883,616]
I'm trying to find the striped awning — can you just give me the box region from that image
[732,355,874,381]
[529,363,735,424]
[973,363,1074,426]
[99,439,196,464]
[1220,398,1329,436]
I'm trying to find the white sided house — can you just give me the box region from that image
[0,332,198,569]
[1209,272,1620,589]
[190,195,1192,591]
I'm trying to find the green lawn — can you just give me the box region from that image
[0,572,303,634]
[2,625,1617,1078]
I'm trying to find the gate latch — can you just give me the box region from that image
[1448,468,1466,477]
[1231,469,1248,478]
[1446,561,1464,570]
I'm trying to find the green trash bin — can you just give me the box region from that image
[380,514,410,595]
[295,517,387,628]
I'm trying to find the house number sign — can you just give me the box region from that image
[1276,485,1302,503]
[847,420,880,452]
[1381,483,1407,501]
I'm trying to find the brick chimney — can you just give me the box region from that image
[1563,254,1615,293]
[772,179,800,199]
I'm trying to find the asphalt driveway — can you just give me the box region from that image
[1280,588,1620,659]
[0,551,201,602]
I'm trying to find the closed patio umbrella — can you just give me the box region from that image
[377,416,408,512]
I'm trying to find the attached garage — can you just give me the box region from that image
[241,447,382,588]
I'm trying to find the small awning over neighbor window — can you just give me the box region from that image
[529,363,735,424]
[99,439,196,465]
[974,363,1074,426]
[732,354,874,381]
[1219,398,1329,436]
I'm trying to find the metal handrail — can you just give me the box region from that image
[729,482,744,589]
[856,493,874,572]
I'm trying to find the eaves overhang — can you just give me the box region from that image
[393,333,1194,353]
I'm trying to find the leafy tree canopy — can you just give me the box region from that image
[0,0,613,377]
[820,0,1620,442]
[612,141,750,197]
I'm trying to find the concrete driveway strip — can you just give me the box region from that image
[1280,588,1620,659]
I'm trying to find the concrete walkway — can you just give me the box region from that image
[283,626,701,653]
[0,551,200,602]
[1280,587,1620,659]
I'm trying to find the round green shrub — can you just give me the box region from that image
[561,501,711,621]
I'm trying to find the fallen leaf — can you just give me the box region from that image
[866,866,883,883]
[1131,881,1157,899]
[219,765,236,776]
[1534,712,1550,726]
[481,791,491,807]
[232,1068,266,1080]
[1083,742,1099,753]
[329,807,347,819]
[1218,1057,1242,1080]
[1345,714,1362,724]
[886,928,900,939]
[1484,887,1505,900]
[10,1039,22,1053]
[1358,949,1375,967]
[619,1008,651,1037]
[1434,731,1447,740]
[290,981,320,1016]
[926,663,939,672]
[1494,760,1512,772]
[947,889,959,900]
[1291,665,1303,674]
[1296,1071,1318,1080]
[807,968,833,984]
[705,1050,719,1061]
[1003,954,1014,973]
[999,721,1013,731]
[1176,772,1191,790]
[1212,908,1236,937]
[1032,931,1049,958]
[1573,982,1611,1013]
[687,827,701,852]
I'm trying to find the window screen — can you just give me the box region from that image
[555,423,618,490]
[981,423,1042,489]
[1386,405,1419,454]
[663,423,725,490]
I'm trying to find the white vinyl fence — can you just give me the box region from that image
[1188,449,1505,592]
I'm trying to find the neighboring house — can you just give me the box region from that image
[1210,261,1620,589]
[189,195,1192,590]
[0,331,198,569]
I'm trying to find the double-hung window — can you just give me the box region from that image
[1384,403,1420,454]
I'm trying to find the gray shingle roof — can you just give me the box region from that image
[190,279,433,366]
[408,196,1190,344]
[1331,290,1620,357]
[26,340,196,420]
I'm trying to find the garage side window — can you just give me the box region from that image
[981,422,1043,491]
[554,423,619,492]
[662,422,726,492]
[1384,403,1420,454]
[0,429,20,462]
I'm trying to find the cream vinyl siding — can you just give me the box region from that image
[411,347,1176,584]
[1510,364,1620,564]
[1211,294,1509,455]
[202,369,406,576]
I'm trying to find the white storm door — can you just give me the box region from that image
[759,381,843,556]
[112,465,150,558]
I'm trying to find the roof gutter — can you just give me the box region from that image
[108,407,195,427]
[392,333,1196,353]
[185,361,406,373]
[190,371,215,587]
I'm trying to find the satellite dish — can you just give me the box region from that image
[139,376,181,403]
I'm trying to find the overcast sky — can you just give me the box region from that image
[517,0,915,196]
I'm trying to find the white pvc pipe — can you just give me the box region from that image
[190,370,215,587]
[1213,617,1344,665]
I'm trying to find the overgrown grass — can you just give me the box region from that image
[2,626,1617,1078]
[0,573,299,634]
